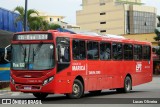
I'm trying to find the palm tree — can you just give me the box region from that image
[14,6,39,31]
[14,6,61,31]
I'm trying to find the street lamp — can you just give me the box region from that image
[24,0,28,31]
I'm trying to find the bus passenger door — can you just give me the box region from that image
[56,37,71,93]
[56,37,70,73]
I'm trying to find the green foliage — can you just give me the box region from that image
[13,6,61,31]
[156,48,160,55]
[49,24,61,30]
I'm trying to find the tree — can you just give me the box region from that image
[14,6,40,31]
[14,6,61,31]
[49,23,61,30]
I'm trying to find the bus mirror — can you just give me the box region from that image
[4,45,11,63]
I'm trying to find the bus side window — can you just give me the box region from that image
[124,44,133,60]
[134,45,142,60]
[100,42,111,60]
[72,39,86,60]
[87,41,99,60]
[112,43,123,60]
[57,37,70,63]
[143,45,151,60]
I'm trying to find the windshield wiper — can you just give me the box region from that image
[19,43,27,62]
[33,42,43,56]
[32,42,43,62]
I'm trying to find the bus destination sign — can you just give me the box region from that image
[16,34,49,40]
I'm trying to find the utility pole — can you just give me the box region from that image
[24,0,28,31]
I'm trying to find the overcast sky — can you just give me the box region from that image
[0,0,160,24]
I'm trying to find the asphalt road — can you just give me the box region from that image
[0,76,160,104]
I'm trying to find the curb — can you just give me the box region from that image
[0,90,11,94]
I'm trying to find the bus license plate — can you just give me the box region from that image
[24,86,31,90]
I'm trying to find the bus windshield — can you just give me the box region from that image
[11,44,54,70]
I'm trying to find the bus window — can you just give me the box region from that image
[57,37,70,62]
[112,43,123,60]
[143,46,151,60]
[124,44,133,60]
[134,45,142,60]
[56,37,70,72]
[100,42,111,60]
[72,39,86,60]
[87,41,99,60]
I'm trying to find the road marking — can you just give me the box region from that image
[11,92,20,96]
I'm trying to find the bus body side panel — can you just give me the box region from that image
[86,60,101,91]
[133,60,152,86]
[54,60,87,94]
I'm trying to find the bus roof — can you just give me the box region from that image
[14,29,152,45]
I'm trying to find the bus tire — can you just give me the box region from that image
[124,76,132,93]
[116,76,132,93]
[67,79,84,99]
[33,93,48,99]
[89,90,101,95]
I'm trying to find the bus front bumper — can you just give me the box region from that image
[10,81,55,93]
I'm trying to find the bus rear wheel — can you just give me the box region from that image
[33,93,48,99]
[116,76,132,93]
[66,79,84,99]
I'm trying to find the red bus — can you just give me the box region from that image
[9,30,152,99]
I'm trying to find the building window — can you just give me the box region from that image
[57,18,60,21]
[87,41,99,60]
[131,11,156,34]
[72,39,86,60]
[50,18,53,22]
[100,21,106,24]
[100,12,106,15]
[100,2,105,5]
[100,0,105,5]
[100,30,106,33]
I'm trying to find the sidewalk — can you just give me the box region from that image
[153,74,160,77]
[0,81,10,92]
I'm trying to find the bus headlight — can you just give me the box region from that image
[43,76,54,86]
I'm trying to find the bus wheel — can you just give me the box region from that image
[33,93,48,99]
[124,76,132,93]
[67,79,84,99]
[116,76,132,93]
[89,90,101,95]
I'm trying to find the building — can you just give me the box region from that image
[38,11,80,30]
[38,11,65,24]
[123,33,158,46]
[76,0,156,35]
[0,7,23,32]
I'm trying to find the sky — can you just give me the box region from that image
[0,0,160,24]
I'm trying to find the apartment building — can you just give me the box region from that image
[76,0,157,35]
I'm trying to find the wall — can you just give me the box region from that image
[0,7,23,32]
[77,0,125,35]
[123,33,158,46]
